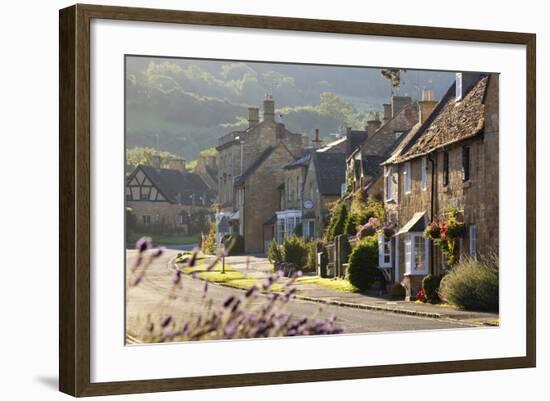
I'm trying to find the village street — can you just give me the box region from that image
[126,249,476,341]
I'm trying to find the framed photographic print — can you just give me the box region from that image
[59,3,536,397]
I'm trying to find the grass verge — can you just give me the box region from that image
[296,276,358,292]
[178,258,281,291]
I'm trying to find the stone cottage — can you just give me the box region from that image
[126,157,216,235]
[345,96,419,201]
[380,73,499,297]
[300,151,347,240]
[215,95,304,252]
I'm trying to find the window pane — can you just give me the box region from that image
[414,236,425,271]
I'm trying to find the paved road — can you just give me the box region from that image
[126,249,472,340]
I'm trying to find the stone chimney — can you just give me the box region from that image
[366,117,382,136]
[248,107,259,127]
[263,95,275,122]
[391,96,413,117]
[168,157,186,173]
[419,89,437,124]
[312,128,322,149]
[383,104,392,123]
[151,154,161,169]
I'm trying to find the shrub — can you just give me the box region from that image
[222,234,244,255]
[346,236,385,291]
[350,196,385,225]
[422,274,442,303]
[439,254,499,311]
[390,283,406,299]
[201,223,217,254]
[282,235,308,268]
[344,213,359,235]
[267,239,283,265]
[324,202,348,242]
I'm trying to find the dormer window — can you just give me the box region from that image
[455,73,463,102]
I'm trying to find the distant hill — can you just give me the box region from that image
[126,57,455,161]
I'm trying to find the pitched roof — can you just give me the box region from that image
[360,103,419,159]
[393,75,489,163]
[317,136,347,152]
[313,152,347,196]
[284,152,311,169]
[234,146,275,186]
[361,155,386,189]
[136,165,213,205]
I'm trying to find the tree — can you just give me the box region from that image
[126,147,180,169]
[324,202,348,242]
[380,68,407,96]
[318,92,355,130]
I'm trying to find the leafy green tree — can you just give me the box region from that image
[380,68,407,96]
[126,147,180,169]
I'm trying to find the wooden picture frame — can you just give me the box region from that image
[59,3,536,397]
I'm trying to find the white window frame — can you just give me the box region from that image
[385,166,393,201]
[469,224,477,257]
[404,162,411,194]
[421,157,427,191]
[378,233,392,267]
[404,233,430,275]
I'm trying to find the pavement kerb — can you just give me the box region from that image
[170,256,495,325]
[170,257,453,320]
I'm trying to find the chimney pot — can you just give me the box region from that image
[391,96,413,117]
[383,104,392,123]
[312,128,322,148]
[263,96,275,122]
[168,157,186,173]
[418,89,438,124]
[366,118,382,136]
[248,107,259,127]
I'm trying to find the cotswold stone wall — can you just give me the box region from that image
[387,74,499,285]
[127,201,211,234]
[242,145,296,253]
[217,119,302,211]
[282,166,306,211]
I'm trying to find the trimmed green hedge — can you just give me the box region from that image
[346,236,385,291]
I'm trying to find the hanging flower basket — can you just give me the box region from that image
[382,225,396,238]
[445,221,466,239]
[424,221,441,240]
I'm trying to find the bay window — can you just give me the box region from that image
[404,233,430,275]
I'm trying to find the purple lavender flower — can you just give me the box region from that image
[160,315,173,328]
[189,250,198,267]
[245,285,258,298]
[151,246,165,258]
[136,237,152,253]
[223,296,235,308]
[172,270,182,285]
